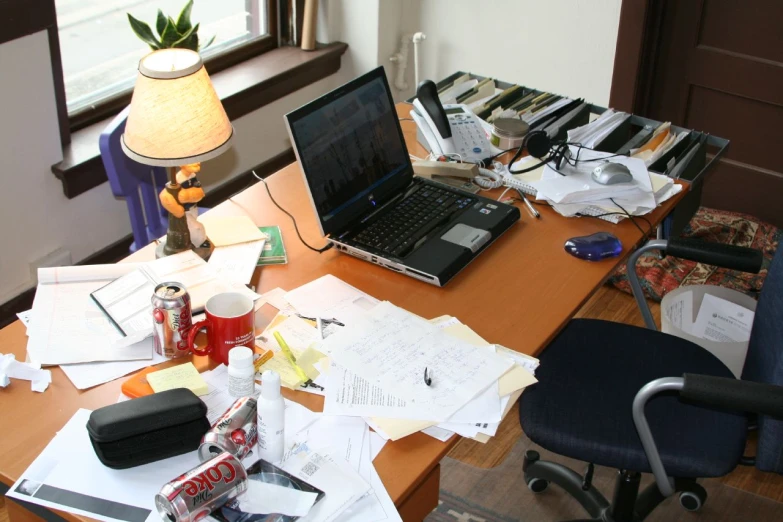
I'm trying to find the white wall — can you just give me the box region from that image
[0,2,382,305]
[389,0,622,106]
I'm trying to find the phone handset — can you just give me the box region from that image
[412,80,456,156]
[411,80,491,162]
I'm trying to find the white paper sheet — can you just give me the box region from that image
[281,450,371,522]
[208,240,265,284]
[237,481,318,517]
[285,415,367,472]
[321,302,513,422]
[8,409,195,522]
[17,309,32,330]
[59,344,165,390]
[284,275,380,328]
[691,294,755,343]
[370,432,387,461]
[259,287,296,313]
[664,291,694,333]
[26,264,151,365]
[421,426,456,442]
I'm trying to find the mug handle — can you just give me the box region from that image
[187,320,212,356]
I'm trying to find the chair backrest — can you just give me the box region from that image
[742,246,783,473]
[99,107,168,251]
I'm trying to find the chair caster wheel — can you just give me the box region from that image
[526,477,549,493]
[679,484,707,512]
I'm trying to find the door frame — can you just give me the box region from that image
[608,0,668,116]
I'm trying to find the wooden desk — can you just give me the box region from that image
[0,104,686,522]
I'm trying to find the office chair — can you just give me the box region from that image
[519,238,783,522]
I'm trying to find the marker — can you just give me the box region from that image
[424,367,433,387]
[273,331,309,383]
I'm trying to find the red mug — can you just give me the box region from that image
[187,292,255,365]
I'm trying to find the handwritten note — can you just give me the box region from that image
[147,362,209,396]
[321,302,513,421]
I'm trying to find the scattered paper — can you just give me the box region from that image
[281,450,371,522]
[369,432,387,461]
[59,346,165,390]
[322,302,513,422]
[1,353,52,392]
[284,275,380,327]
[691,294,754,343]
[256,315,320,388]
[208,240,265,284]
[17,309,32,330]
[421,426,456,442]
[199,215,266,247]
[259,287,296,313]
[238,481,318,517]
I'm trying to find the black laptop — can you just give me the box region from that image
[284,67,520,286]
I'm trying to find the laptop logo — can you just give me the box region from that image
[368,193,377,207]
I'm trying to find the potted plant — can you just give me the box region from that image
[127,0,215,52]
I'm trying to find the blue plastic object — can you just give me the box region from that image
[564,232,622,261]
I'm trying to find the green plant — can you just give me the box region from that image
[128,0,215,52]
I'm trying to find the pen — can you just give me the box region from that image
[516,189,541,219]
[273,331,310,383]
[424,367,432,387]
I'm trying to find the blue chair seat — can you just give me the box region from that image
[519,319,748,478]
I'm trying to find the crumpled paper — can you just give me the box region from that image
[0,353,52,392]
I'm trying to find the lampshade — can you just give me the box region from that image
[121,48,233,167]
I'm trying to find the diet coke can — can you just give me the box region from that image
[198,397,258,462]
[152,282,192,358]
[155,451,247,522]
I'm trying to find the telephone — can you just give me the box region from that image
[411,80,491,163]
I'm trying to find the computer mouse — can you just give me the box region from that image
[564,232,622,261]
[592,163,633,185]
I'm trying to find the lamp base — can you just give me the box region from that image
[155,238,214,261]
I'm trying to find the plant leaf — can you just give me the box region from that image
[155,9,167,37]
[127,14,161,50]
[176,0,194,34]
[200,34,215,51]
[172,23,198,50]
[160,18,180,48]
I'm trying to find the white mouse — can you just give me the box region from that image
[592,163,633,185]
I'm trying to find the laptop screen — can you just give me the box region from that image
[286,67,413,236]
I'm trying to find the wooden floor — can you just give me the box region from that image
[447,284,783,504]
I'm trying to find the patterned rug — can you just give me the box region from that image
[609,207,781,302]
[425,428,783,521]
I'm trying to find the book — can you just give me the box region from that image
[257,226,288,265]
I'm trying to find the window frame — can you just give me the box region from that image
[60,0,281,135]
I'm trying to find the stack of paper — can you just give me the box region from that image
[567,109,630,148]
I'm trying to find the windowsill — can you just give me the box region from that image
[51,42,348,199]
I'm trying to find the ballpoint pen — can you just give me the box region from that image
[516,189,541,219]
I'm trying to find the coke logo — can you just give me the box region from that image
[182,461,237,497]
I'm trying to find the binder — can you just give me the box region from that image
[649,130,699,173]
[592,114,633,153]
[544,101,590,140]
[615,125,655,155]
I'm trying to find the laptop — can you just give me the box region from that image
[285,67,520,286]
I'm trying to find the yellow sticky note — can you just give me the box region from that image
[147,362,209,396]
[200,215,265,247]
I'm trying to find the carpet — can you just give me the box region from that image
[609,207,781,302]
[426,428,783,522]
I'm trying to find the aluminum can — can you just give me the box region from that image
[198,397,258,462]
[155,451,247,522]
[152,282,192,358]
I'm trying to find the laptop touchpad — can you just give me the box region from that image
[441,224,491,253]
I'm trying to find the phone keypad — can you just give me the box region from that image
[449,115,489,159]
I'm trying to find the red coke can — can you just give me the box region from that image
[198,397,258,462]
[152,282,192,359]
[155,451,247,522]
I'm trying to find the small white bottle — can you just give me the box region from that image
[257,370,285,463]
[228,347,255,398]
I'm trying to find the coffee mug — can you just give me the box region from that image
[187,292,255,365]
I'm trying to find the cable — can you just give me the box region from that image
[252,170,333,253]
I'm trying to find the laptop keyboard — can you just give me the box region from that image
[352,184,475,258]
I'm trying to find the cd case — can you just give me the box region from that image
[208,459,325,522]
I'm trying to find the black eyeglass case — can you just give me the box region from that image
[86,388,210,469]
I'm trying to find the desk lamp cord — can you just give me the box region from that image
[252,170,333,253]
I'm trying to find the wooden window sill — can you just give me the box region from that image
[51,42,348,199]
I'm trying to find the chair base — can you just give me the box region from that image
[522,451,707,522]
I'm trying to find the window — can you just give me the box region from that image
[55,0,273,123]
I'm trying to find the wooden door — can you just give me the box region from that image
[611,0,783,227]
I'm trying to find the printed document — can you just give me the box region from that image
[321,302,513,421]
[691,294,755,343]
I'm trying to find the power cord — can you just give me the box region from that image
[252,170,333,253]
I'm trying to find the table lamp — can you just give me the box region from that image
[121,48,233,260]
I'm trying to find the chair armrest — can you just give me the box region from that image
[627,239,764,331]
[682,373,783,418]
[666,238,763,274]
